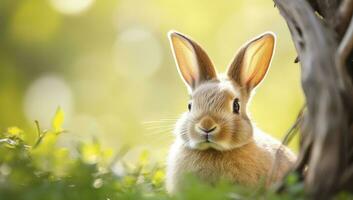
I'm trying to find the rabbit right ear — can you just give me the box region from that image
[227,32,275,92]
[168,31,217,91]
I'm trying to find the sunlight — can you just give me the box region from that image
[23,75,73,129]
[49,0,95,15]
[113,27,163,80]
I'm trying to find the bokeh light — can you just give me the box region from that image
[23,75,74,129]
[113,27,163,80]
[49,0,95,15]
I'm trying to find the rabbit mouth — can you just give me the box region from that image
[191,140,227,151]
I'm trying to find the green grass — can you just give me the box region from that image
[0,109,349,200]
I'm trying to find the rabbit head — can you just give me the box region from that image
[168,31,275,151]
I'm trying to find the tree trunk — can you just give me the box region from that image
[273,0,353,199]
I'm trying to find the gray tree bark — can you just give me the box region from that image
[273,0,353,199]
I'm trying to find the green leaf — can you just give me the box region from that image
[52,107,64,133]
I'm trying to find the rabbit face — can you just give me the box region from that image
[169,31,275,151]
[175,80,253,151]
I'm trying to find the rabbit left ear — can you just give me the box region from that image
[168,31,217,92]
[227,32,275,91]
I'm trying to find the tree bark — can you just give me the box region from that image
[273,0,353,199]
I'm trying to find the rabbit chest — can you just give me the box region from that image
[166,140,274,192]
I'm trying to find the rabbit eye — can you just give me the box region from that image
[188,102,192,111]
[233,98,240,114]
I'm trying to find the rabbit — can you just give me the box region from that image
[166,31,297,194]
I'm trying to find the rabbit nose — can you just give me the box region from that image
[197,116,218,135]
[199,126,217,133]
[197,126,218,141]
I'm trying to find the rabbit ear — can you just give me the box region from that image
[227,32,275,91]
[168,31,217,91]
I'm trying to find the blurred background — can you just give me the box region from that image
[0,0,303,160]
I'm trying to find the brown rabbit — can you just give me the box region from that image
[166,31,296,193]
